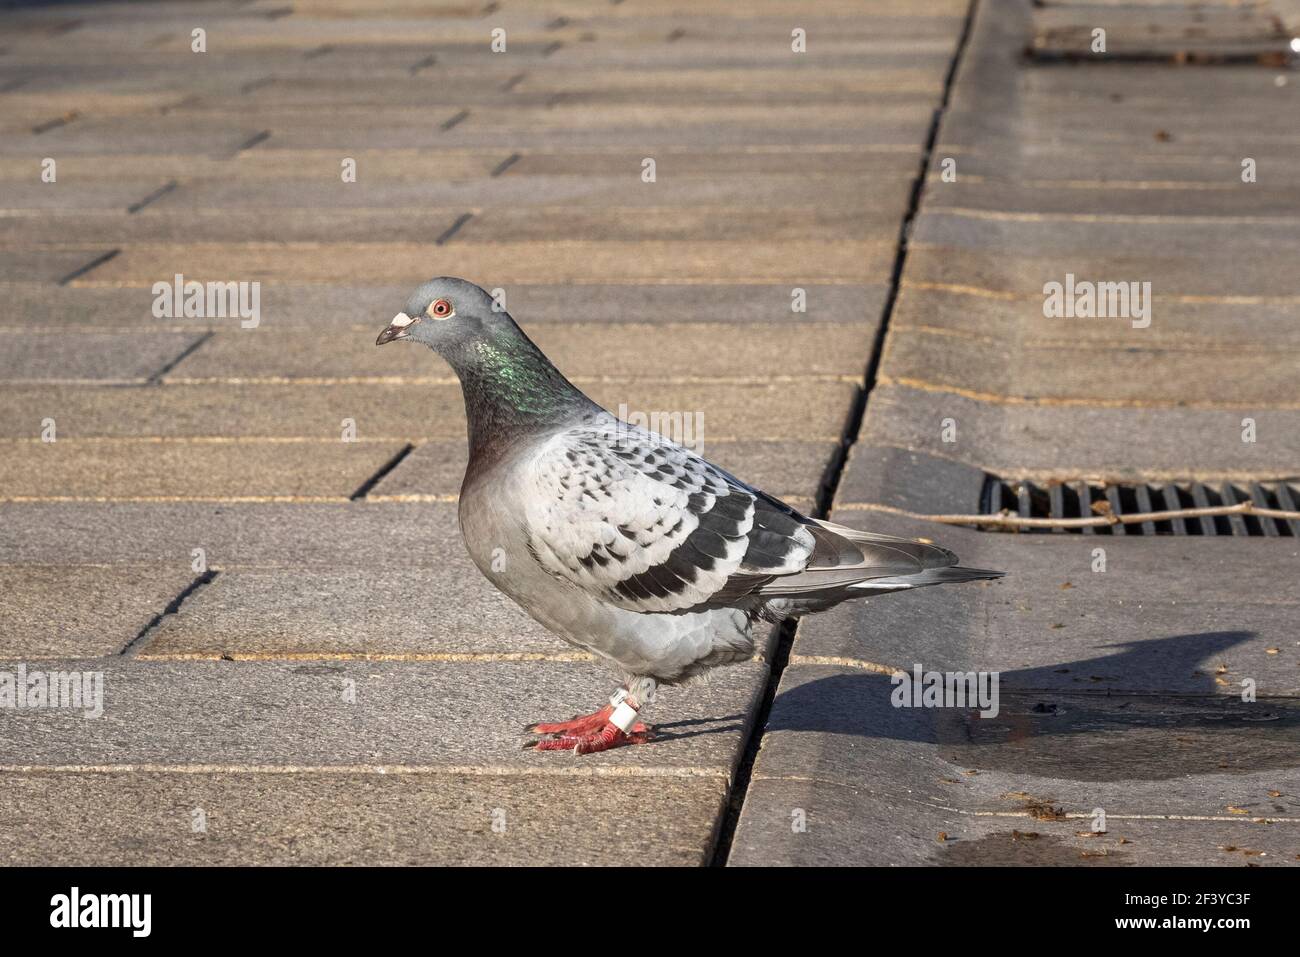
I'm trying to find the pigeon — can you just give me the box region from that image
[376,277,1004,754]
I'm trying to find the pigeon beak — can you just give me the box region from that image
[376,312,418,345]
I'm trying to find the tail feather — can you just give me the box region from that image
[856,565,1005,589]
[808,519,958,570]
[750,517,1004,605]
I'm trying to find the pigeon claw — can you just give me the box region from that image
[527,723,656,755]
[525,704,651,738]
[525,704,615,737]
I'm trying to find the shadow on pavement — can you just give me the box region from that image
[762,631,1300,780]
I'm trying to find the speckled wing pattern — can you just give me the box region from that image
[523,421,816,614]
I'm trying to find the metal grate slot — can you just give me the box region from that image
[979,478,1300,536]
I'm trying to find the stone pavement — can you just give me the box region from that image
[0,0,1295,866]
[0,0,966,865]
[728,0,1300,865]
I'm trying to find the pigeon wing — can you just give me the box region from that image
[523,425,815,614]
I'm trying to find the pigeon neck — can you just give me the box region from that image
[445,325,593,461]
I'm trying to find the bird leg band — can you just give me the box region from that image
[606,688,641,732]
[609,700,640,733]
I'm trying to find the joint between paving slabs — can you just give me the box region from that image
[32,111,80,135]
[239,77,275,95]
[440,109,470,132]
[710,0,983,867]
[491,152,522,177]
[126,180,179,214]
[435,212,474,245]
[119,570,218,657]
[147,331,214,385]
[232,130,272,156]
[57,249,119,286]
[350,443,415,500]
[408,54,437,75]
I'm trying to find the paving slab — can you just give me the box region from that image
[730,777,1299,866]
[836,443,988,515]
[904,244,1300,299]
[728,662,1299,866]
[390,281,886,327]
[544,0,967,17]
[941,107,1300,157]
[913,211,1300,259]
[0,248,118,284]
[974,97,1300,140]
[3,282,888,329]
[0,770,728,866]
[0,128,262,157]
[854,384,1300,479]
[0,380,858,441]
[891,285,1300,349]
[83,240,891,284]
[369,438,838,506]
[925,180,1300,218]
[0,150,506,183]
[510,48,959,74]
[1014,60,1300,94]
[263,122,936,152]
[506,148,922,178]
[0,91,177,128]
[932,149,1298,186]
[0,439,408,500]
[0,565,198,659]
[4,208,478,245]
[5,206,898,246]
[453,204,906,243]
[0,332,206,383]
[504,68,945,101]
[137,566,569,660]
[784,508,1300,696]
[0,180,181,211]
[0,658,765,772]
[165,323,874,382]
[747,664,1299,791]
[879,326,1300,405]
[148,173,911,213]
[0,501,461,567]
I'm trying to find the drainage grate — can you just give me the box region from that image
[1027,4,1296,66]
[980,478,1300,536]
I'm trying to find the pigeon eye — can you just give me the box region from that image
[430,299,453,318]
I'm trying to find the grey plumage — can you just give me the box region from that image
[377,278,1003,708]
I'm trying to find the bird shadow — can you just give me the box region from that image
[645,632,1297,779]
[762,630,1299,780]
[652,714,747,742]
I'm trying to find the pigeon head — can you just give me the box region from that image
[376,277,596,449]
[375,276,500,350]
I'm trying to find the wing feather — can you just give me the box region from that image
[524,421,812,613]
[523,418,960,614]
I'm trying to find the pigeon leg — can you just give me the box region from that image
[526,704,640,736]
[524,688,651,737]
[524,688,654,753]
[528,724,654,754]
[526,706,652,737]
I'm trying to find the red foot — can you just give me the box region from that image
[525,704,650,737]
[528,722,656,754]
